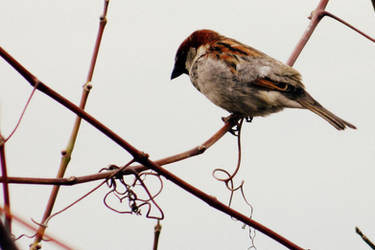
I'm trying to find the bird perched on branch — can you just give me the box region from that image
[171,29,356,130]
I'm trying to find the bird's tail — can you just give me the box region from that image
[297,92,356,130]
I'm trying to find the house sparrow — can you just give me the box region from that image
[171,29,356,130]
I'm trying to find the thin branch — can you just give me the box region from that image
[323,11,375,42]
[45,181,107,225]
[0,47,304,250]
[30,1,111,248]
[0,133,11,233]
[87,0,109,81]
[356,227,375,249]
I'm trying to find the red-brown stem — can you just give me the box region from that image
[0,46,304,250]
[286,0,329,66]
[45,181,107,225]
[30,1,111,247]
[87,0,109,81]
[0,134,11,233]
[0,206,73,250]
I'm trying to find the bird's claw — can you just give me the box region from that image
[229,126,239,136]
[245,116,253,122]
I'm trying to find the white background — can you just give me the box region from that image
[0,1,374,249]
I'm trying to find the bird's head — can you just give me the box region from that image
[171,29,221,80]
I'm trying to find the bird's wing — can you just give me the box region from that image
[209,38,305,92]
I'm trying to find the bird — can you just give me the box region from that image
[171,29,356,130]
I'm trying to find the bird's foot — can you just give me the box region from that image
[222,114,250,136]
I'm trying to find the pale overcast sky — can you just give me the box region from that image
[0,1,374,249]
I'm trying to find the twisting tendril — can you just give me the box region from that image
[213,117,256,249]
[101,161,164,220]
[22,159,164,240]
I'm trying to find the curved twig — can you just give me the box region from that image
[322,10,375,42]
[45,180,107,225]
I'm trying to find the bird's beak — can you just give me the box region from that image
[171,65,184,80]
